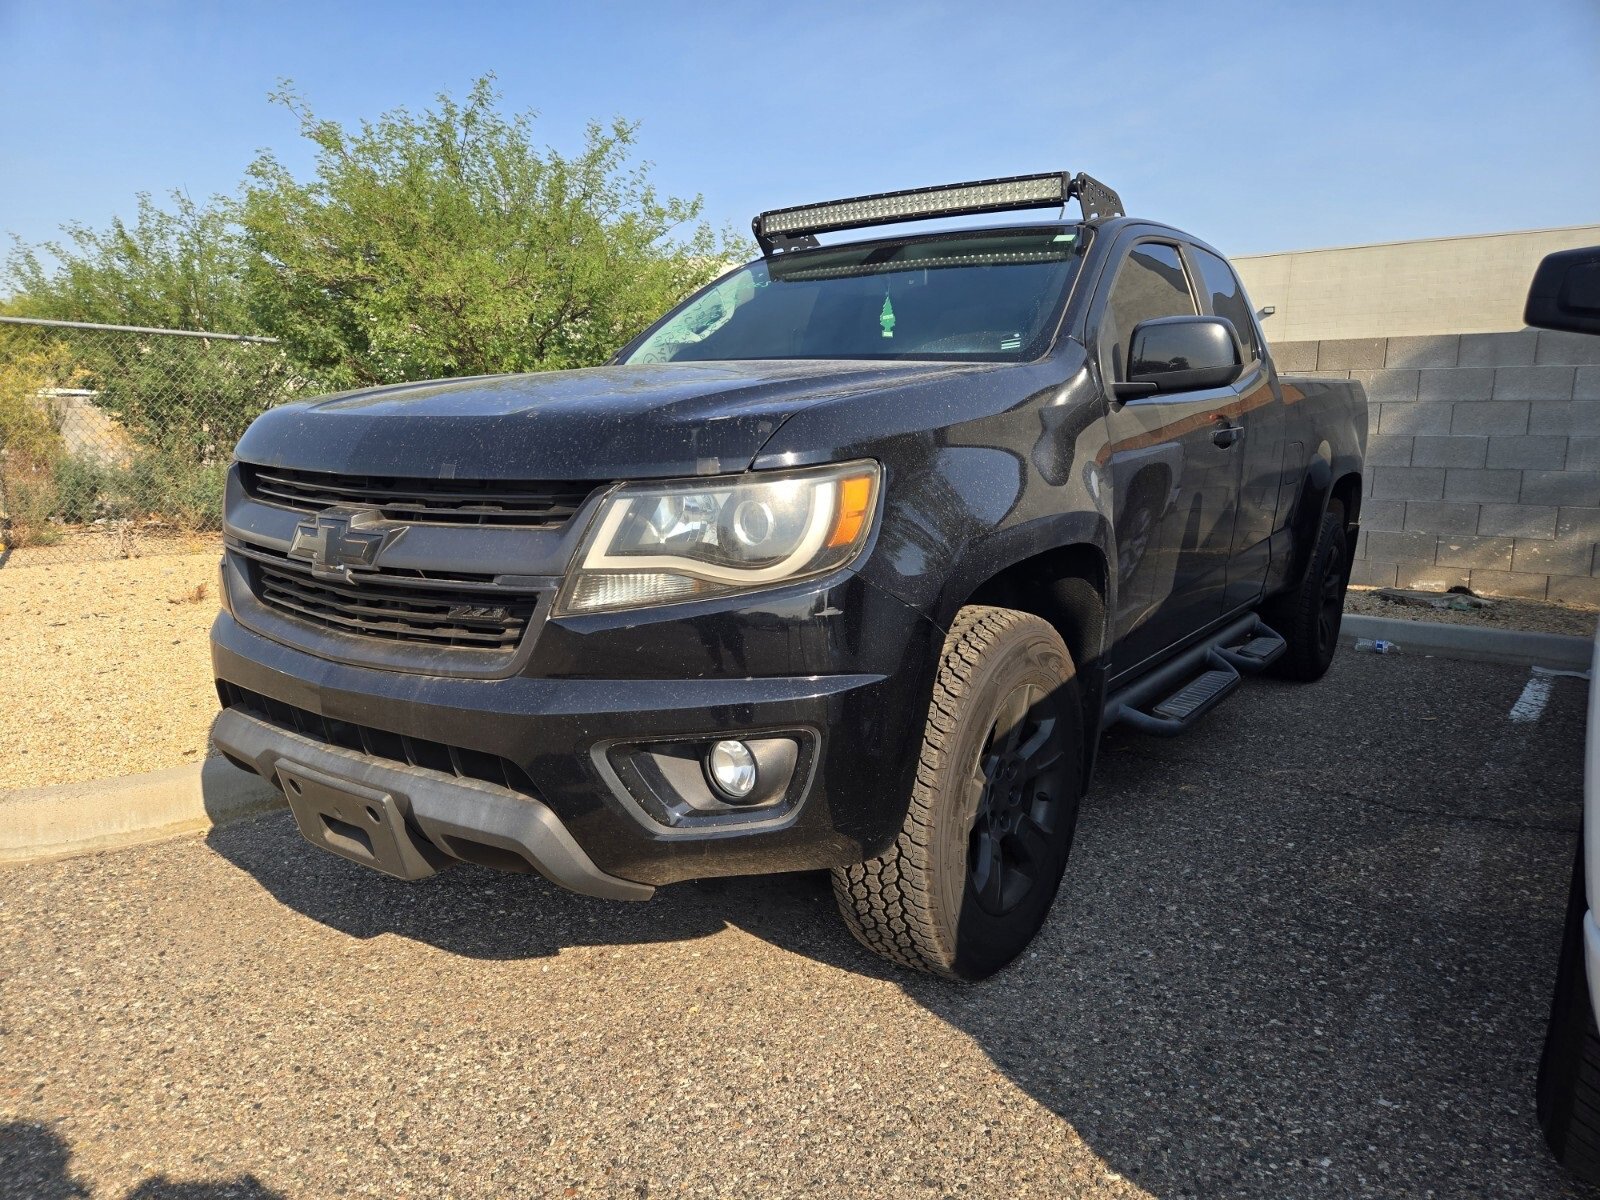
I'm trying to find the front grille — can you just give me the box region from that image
[240,464,598,527]
[219,683,538,796]
[238,543,536,652]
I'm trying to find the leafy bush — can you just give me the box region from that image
[4,198,296,466]
[0,343,73,466]
[50,449,226,531]
[2,463,63,546]
[0,343,74,546]
[49,455,111,524]
[118,449,228,531]
[3,446,226,541]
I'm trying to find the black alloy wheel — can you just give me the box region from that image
[1267,500,1349,682]
[968,683,1071,917]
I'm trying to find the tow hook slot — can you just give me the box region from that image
[318,812,375,859]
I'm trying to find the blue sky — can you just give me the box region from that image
[1,0,1596,263]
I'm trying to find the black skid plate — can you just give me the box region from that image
[277,761,451,881]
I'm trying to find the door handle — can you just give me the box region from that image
[1212,422,1243,448]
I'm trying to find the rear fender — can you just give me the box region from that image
[1283,445,1335,591]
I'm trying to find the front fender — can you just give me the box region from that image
[927,511,1114,633]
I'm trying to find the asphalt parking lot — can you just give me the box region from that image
[1,648,1594,1199]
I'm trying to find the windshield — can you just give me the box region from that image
[621,227,1082,364]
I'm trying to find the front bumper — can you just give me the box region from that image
[210,574,941,890]
[214,707,653,899]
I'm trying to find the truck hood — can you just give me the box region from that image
[234,360,996,481]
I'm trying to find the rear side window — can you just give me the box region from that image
[1191,247,1261,364]
[1103,243,1196,381]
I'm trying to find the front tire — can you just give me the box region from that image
[832,606,1083,980]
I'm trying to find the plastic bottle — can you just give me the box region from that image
[1353,638,1401,655]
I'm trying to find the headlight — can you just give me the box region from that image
[555,460,880,615]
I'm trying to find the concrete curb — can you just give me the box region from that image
[1341,613,1595,670]
[0,758,285,866]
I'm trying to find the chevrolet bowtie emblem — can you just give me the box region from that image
[287,508,403,582]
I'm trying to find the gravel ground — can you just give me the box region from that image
[0,551,221,789]
[1,651,1594,1198]
[1345,587,1598,638]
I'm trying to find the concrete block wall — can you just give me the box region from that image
[1274,329,1600,607]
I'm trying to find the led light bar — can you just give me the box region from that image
[753,171,1123,255]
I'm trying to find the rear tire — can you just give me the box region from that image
[832,606,1083,980]
[1537,837,1600,1185]
[1265,500,1349,682]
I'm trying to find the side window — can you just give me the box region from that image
[1191,247,1261,364]
[1103,243,1196,381]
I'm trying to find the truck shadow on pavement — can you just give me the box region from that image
[1,1120,286,1200]
[204,656,1592,1197]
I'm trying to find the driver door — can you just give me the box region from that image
[1095,239,1247,676]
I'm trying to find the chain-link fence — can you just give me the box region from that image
[0,316,305,566]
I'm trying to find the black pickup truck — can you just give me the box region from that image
[211,172,1367,979]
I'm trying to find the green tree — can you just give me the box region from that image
[241,75,735,390]
[5,191,253,332]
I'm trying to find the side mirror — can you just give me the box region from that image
[1120,316,1243,397]
[1525,245,1600,336]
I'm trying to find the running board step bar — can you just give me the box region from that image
[1104,615,1287,737]
[1218,633,1286,670]
[1152,668,1239,722]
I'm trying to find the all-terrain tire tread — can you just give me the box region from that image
[830,606,1066,979]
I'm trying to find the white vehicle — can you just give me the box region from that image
[1528,244,1600,1183]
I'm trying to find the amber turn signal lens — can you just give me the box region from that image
[827,474,875,548]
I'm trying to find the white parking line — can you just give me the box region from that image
[1509,674,1553,723]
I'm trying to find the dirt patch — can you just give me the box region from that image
[0,551,222,789]
[1345,586,1598,639]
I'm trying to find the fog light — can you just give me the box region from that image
[706,740,758,801]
